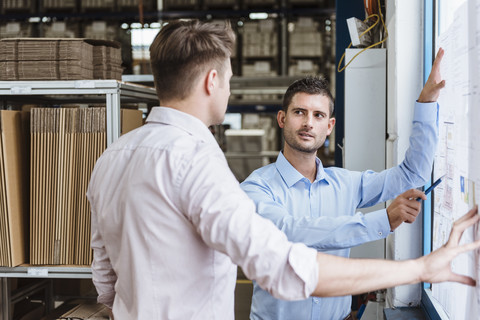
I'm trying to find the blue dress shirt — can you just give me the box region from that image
[240,102,438,320]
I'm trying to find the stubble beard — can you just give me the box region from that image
[283,130,325,154]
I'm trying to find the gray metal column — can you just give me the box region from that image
[0,278,11,320]
[106,92,122,146]
[279,16,288,76]
[45,280,54,315]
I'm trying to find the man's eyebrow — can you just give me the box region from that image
[291,106,327,115]
[290,106,307,111]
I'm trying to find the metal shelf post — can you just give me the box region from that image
[1,278,11,320]
[106,91,122,146]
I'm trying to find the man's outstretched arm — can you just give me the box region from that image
[312,206,480,297]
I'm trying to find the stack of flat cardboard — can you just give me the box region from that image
[29,107,143,265]
[58,301,110,320]
[1,0,35,13]
[41,0,76,11]
[30,107,106,265]
[0,39,94,80]
[0,38,122,80]
[92,40,123,80]
[0,111,30,267]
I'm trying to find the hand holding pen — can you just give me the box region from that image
[416,175,445,201]
[387,189,426,230]
[386,175,445,230]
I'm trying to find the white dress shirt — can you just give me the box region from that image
[87,107,319,320]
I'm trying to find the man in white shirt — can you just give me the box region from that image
[87,20,480,320]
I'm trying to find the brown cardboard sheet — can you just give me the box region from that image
[121,109,143,135]
[30,107,109,265]
[0,111,29,267]
[28,106,140,265]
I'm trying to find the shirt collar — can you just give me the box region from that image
[145,106,217,145]
[276,151,328,187]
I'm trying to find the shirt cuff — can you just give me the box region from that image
[413,101,438,122]
[365,209,392,239]
[97,291,115,309]
[288,243,319,299]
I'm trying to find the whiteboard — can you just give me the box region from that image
[431,0,480,318]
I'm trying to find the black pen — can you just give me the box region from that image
[417,175,445,201]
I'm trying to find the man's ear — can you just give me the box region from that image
[205,69,218,95]
[277,110,286,129]
[327,117,336,135]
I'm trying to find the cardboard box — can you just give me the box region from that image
[0,111,30,267]
[121,109,143,135]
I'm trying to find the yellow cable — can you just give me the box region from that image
[337,14,379,72]
[337,0,389,73]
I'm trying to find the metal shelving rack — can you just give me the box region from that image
[122,74,297,112]
[0,79,158,320]
[0,80,158,146]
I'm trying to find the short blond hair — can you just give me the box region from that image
[150,20,235,103]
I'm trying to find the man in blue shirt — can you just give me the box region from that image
[240,49,445,320]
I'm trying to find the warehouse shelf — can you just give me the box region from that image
[122,74,301,111]
[0,266,92,279]
[0,80,158,276]
[1,10,335,79]
[122,73,300,86]
[0,8,335,22]
[0,79,158,320]
[1,278,55,319]
[121,74,154,83]
[0,80,158,146]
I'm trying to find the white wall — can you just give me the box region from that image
[344,49,387,260]
[385,0,425,308]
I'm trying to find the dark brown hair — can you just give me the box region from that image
[282,76,335,117]
[149,20,235,104]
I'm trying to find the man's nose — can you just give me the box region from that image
[303,114,313,127]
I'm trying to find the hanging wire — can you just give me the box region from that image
[337,0,388,72]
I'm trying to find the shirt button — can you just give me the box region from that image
[378,231,383,236]
[313,298,319,304]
